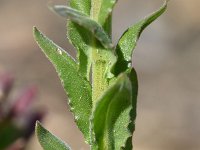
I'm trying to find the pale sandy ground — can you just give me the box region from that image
[0,0,200,150]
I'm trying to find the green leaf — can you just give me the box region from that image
[91,0,118,26]
[67,0,91,79]
[33,27,92,143]
[89,0,118,103]
[123,68,138,150]
[90,0,118,35]
[91,74,133,149]
[113,0,168,75]
[52,5,113,49]
[69,0,91,15]
[36,121,71,150]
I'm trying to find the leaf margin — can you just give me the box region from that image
[35,121,71,150]
[33,27,92,143]
[113,0,168,75]
[91,73,133,149]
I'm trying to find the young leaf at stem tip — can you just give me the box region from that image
[92,0,118,26]
[90,0,118,35]
[35,121,71,150]
[113,0,168,75]
[52,5,114,49]
[33,27,92,143]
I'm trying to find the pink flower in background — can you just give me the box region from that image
[0,72,45,150]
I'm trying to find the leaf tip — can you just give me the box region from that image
[35,120,41,127]
[47,1,54,12]
[33,26,40,40]
[51,5,69,18]
[163,0,169,9]
[33,26,38,33]
[35,120,45,139]
[35,120,41,134]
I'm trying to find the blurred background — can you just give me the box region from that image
[0,0,200,149]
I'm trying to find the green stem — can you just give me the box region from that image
[91,0,109,104]
[90,1,116,149]
[90,1,110,149]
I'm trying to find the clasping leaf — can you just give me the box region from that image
[92,73,133,149]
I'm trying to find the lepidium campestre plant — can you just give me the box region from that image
[33,0,168,149]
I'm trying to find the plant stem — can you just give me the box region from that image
[91,0,109,104]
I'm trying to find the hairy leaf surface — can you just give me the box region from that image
[36,121,71,150]
[123,68,138,150]
[114,1,168,75]
[92,74,133,149]
[69,0,91,14]
[68,0,92,79]
[33,27,92,143]
[53,5,113,49]
[91,0,118,35]
[91,0,117,26]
